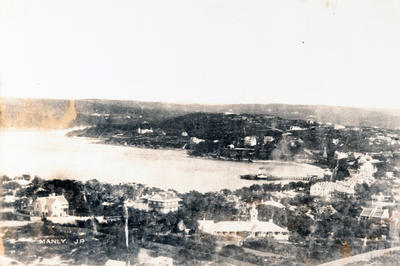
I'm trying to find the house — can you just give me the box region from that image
[310,181,355,198]
[334,181,355,194]
[125,198,150,212]
[190,137,205,145]
[198,204,289,241]
[148,192,181,214]
[290,126,305,131]
[371,192,391,203]
[263,136,275,144]
[33,194,69,217]
[310,182,336,197]
[137,128,153,134]
[334,124,346,130]
[12,176,31,187]
[360,207,389,223]
[244,136,257,146]
[261,199,285,209]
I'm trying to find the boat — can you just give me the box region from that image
[240,168,279,181]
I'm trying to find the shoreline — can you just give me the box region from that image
[1,129,327,193]
[68,133,327,170]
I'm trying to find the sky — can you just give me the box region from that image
[0,0,399,108]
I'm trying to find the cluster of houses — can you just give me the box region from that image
[310,155,377,198]
[128,191,182,214]
[359,201,400,240]
[310,181,356,198]
[32,191,182,218]
[368,134,400,146]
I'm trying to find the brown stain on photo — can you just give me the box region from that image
[340,241,351,258]
[1,99,77,129]
[0,236,4,256]
[325,0,330,8]
[0,85,3,256]
[0,99,5,129]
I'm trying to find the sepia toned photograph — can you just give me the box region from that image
[1,0,400,265]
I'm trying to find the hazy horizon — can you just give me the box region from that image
[2,95,400,113]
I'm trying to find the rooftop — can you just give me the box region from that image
[35,194,68,205]
[148,192,181,202]
[360,207,389,220]
[199,219,288,234]
[261,199,285,209]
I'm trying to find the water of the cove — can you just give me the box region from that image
[0,130,324,192]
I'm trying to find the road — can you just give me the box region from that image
[319,246,400,266]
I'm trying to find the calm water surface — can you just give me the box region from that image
[0,130,323,192]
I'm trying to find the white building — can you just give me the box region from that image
[198,204,289,241]
[334,181,355,194]
[360,207,389,222]
[310,181,355,198]
[148,192,181,214]
[290,126,305,131]
[244,136,257,146]
[261,199,285,209]
[263,136,275,144]
[136,128,154,134]
[310,182,336,197]
[334,124,346,130]
[190,137,205,145]
[33,194,69,217]
[125,198,150,212]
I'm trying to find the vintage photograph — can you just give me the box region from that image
[1,0,400,265]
